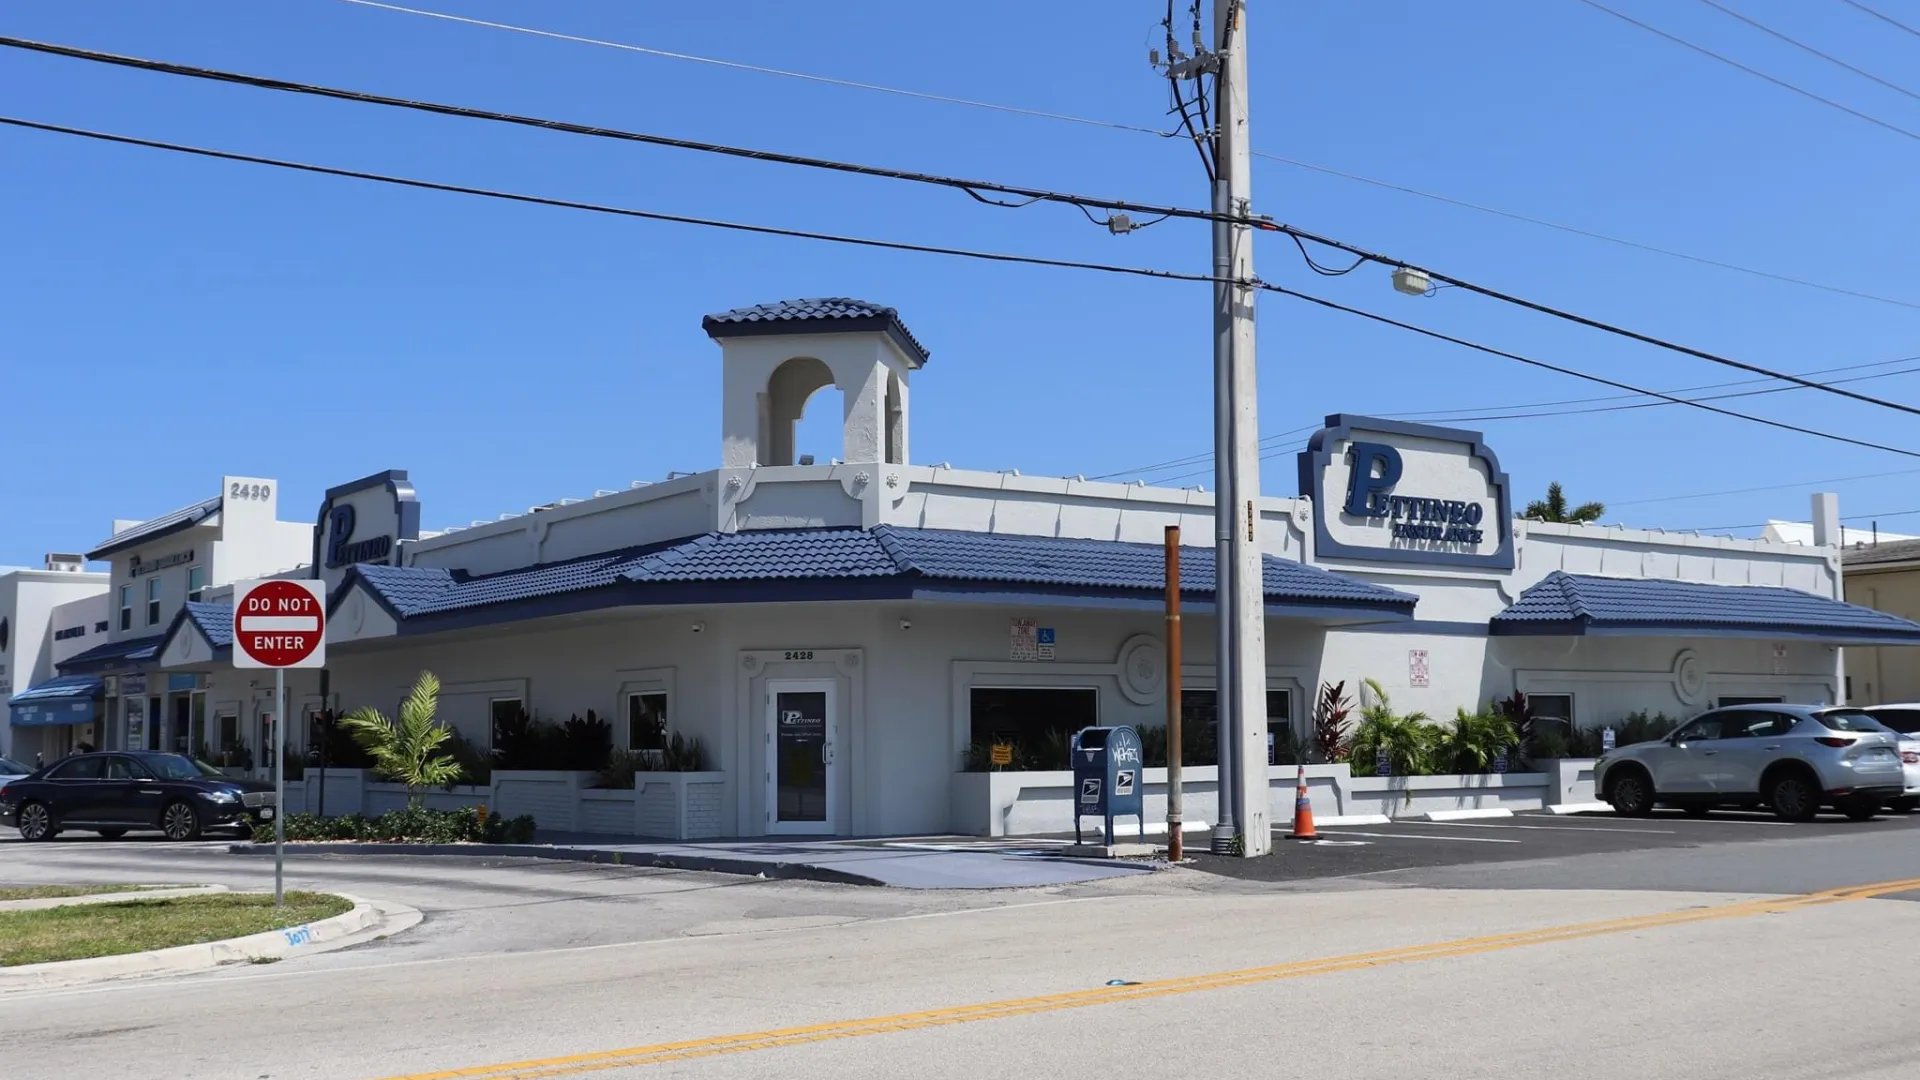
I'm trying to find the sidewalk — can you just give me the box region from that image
[237,833,1158,889]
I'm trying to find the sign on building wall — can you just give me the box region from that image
[1009,619,1056,662]
[311,470,420,593]
[1408,648,1430,688]
[1772,643,1788,675]
[1297,414,1515,570]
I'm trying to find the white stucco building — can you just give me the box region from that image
[15,298,1920,837]
[0,555,108,762]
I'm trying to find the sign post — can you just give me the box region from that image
[232,579,327,906]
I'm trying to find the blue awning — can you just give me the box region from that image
[1491,572,1920,645]
[55,633,162,674]
[9,675,103,728]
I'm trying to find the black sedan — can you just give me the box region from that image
[0,752,275,841]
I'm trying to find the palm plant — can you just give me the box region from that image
[1440,707,1518,774]
[1347,680,1433,777]
[341,670,464,807]
[1524,482,1604,524]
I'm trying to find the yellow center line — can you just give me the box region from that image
[378,877,1920,1080]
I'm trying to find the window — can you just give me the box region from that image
[104,757,141,780]
[146,696,162,751]
[1529,694,1574,726]
[1674,718,1724,742]
[969,687,1098,769]
[146,577,162,625]
[628,692,669,753]
[218,711,240,753]
[46,756,104,780]
[1178,689,1295,766]
[1721,711,1795,739]
[1815,709,1887,733]
[1716,696,1783,708]
[119,585,132,631]
[1868,708,1920,735]
[489,698,525,750]
[187,566,206,602]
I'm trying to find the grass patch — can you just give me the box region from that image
[0,892,352,966]
[0,884,174,902]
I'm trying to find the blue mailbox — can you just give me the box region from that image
[1072,725,1145,845]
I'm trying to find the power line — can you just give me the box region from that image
[1837,0,1920,39]
[1258,283,1920,459]
[1611,466,1920,507]
[1694,0,1920,102]
[14,35,1918,422]
[12,110,1915,474]
[0,115,1235,290]
[1572,0,1920,141]
[1091,354,1920,482]
[1687,507,1920,533]
[0,35,1225,232]
[336,0,1920,312]
[1272,220,1920,419]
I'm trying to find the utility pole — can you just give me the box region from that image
[1164,525,1184,863]
[1216,0,1270,857]
[1208,69,1239,858]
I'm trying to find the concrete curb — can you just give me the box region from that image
[0,885,226,912]
[227,841,892,888]
[1423,808,1516,822]
[1316,814,1391,827]
[1548,802,1614,816]
[0,892,386,990]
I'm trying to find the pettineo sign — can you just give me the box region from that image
[232,579,327,669]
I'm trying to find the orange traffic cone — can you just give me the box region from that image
[1289,762,1318,840]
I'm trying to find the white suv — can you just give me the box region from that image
[1855,705,1920,813]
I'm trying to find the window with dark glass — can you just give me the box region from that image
[187,566,206,602]
[628,692,669,753]
[1178,689,1294,766]
[146,577,162,625]
[119,585,132,631]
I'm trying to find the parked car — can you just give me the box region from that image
[1855,705,1920,814]
[0,757,29,788]
[1595,704,1905,822]
[0,752,275,841]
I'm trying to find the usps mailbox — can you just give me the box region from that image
[1072,725,1145,845]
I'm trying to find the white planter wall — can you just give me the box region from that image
[293,768,726,839]
[1342,773,1549,817]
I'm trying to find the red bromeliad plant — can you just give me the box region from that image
[1313,680,1355,763]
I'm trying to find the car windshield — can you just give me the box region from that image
[137,754,225,780]
[1815,710,1889,733]
[0,757,27,774]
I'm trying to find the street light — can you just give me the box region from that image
[1391,266,1431,296]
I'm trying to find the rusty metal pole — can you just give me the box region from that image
[1165,525,1184,862]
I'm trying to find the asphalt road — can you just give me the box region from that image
[3,818,1919,1080]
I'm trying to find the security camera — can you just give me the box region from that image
[899,618,912,631]
[690,621,705,633]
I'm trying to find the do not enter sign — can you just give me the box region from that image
[232,579,327,669]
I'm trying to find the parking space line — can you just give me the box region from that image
[1316,830,1521,844]
[1428,822,1677,835]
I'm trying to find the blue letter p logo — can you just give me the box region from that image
[1343,442,1402,518]
[325,504,357,567]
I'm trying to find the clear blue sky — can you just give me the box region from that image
[4,0,1918,567]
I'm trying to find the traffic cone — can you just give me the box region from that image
[1289,762,1318,840]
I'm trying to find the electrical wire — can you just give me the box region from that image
[1267,220,1920,419]
[0,115,1233,290]
[14,34,1916,421]
[1694,0,1920,102]
[321,0,1920,313]
[1837,0,1920,39]
[1089,355,1920,481]
[1611,466,1920,507]
[12,110,1915,477]
[1572,0,1920,141]
[1287,231,1368,276]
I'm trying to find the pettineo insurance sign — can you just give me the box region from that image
[232,579,327,669]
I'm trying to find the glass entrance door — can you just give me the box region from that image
[766,680,835,834]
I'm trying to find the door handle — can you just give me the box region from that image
[1702,750,1718,756]
[1762,745,1781,750]
[822,743,834,765]
[138,788,162,794]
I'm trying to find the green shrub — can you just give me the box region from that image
[255,807,536,845]
[492,707,614,772]
[1437,708,1518,774]
[1348,681,1435,777]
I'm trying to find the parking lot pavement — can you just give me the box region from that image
[1183,808,1920,884]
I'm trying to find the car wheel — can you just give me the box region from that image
[1888,797,1917,814]
[1766,772,1820,823]
[1610,770,1656,817]
[160,801,202,842]
[94,829,127,839]
[1844,798,1881,822]
[16,801,55,842]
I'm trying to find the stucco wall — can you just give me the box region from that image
[1845,567,1920,703]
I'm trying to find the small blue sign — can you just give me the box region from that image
[1602,727,1617,753]
[168,673,198,692]
[1493,752,1509,774]
[1036,628,1055,645]
[1375,749,1391,777]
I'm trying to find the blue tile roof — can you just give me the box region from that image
[346,527,1413,623]
[88,495,222,560]
[56,633,163,673]
[8,674,104,703]
[1491,571,1920,644]
[184,601,232,648]
[701,298,929,366]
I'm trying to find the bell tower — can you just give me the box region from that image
[702,299,927,468]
